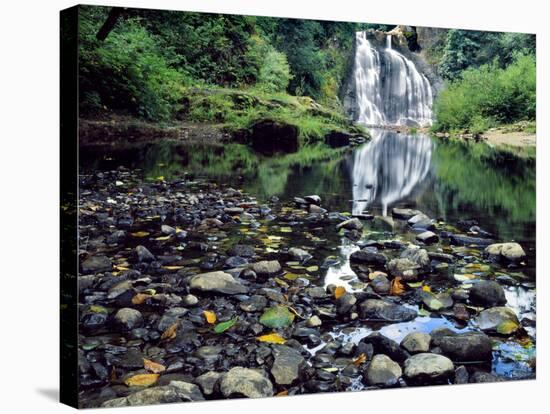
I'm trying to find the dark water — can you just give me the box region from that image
[81,129,536,276]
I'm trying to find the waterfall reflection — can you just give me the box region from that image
[351,130,433,216]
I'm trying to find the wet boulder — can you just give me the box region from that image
[350,249,387,267]
[419,290,453,311]
[195,372,223,396]
[360,332,409,363]
[219,367,274,398]
[400,332,431,354]
[252,260,282,276]
[475,307,520,335]
[433,331,493,362]
[136,245,155,262]
[288,247,312,264]
[407,213,434,230]
[227,244,255,258]
[449,234,494,247]
[81,255,112,273]
[416,231,439,244]
[364,354,402,386]
[102,381,204,407]
[336,217,364,231]
[400,247,430,270]
[188,271,248,295]
[271,345,307,385]
[484,242,526,263]
[392,208,421,220]
[113,308,143,331]
[469,280,506,307]
[359,299,417,323]
[386,258,420,281]
[404,353,454,384]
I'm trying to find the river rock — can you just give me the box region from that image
[136,245,155,262]
[102,381,204,407]
[400,332,431,353]
[81,255,112,273]
[392,208,421,220]
[400,247,430,270]
[450,234,494,247]
[195,372,223,395]
[407,213,434,230]
[307,315,322,327]
[404,353,454,384]
[370,273,391,295]
[469,280,506,307]
[484,242,526,263]
[252,260,282,276]
[224,207,244,215]
[219,367,274,398]
[304,195,321,205]
[386,258,420,281]
[336,218,363,231]
[359,299,417,322]
[188,271,248,295]
[361,332,409,363]
[227,244,255,258]
[433,331,493,362]
[288,247,312,263]
[365,354,402,386]
[337,292,357,315]
[416,231,439,244]
[419,290,453,311]
[271,345,306,385]
[350,249,387,266]
[113,308,143,331]
[161,224,176,235]
[239,295,268,312]
[475,307,520,334]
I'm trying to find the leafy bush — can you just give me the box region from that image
[257,50,292,93]
[79,9,187,120]
[433,54,535,132]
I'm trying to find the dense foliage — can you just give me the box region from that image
[78,6,358,121]
[433,54,536,133]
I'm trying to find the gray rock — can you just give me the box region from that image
[102,381,204,407]
[252,260,282,276]
[336,218,363,231]
[370,273,391,295]
[136,245,155,262]
[337,293,357,315]
[392,208,421,220]
[288,247,312,263]
[219,367,274,398]
[81,255,112,273]
[161,224,176,235]
[419,290,453,311]
[225,256,249,268]
[359,299,417,322]
[433,331,493,362]
[227,244,255,258]
[114,308,143,331]
[305,286,328,299]
[182,294,198,306]
[470,371,503,383]
[469,280,506,307]
[350,250,387,266]
[224,207,244,214]
[271,345,306,385]
[484,242,526,263]
[475,307,520,334]
[306,315,322,327]
[195,345,223,363]
[450,234,494,247]
[239,295,268,312]
[400,247,430,269]
[195,372,223,395]
[407,213,434,230]
[455,365,469,384]
[188,271,248,295]
[361,332,409,363]
[428,252,456,263]
[400,332,431,353]
[386,258,420,281]
[404,353,454,384]
[416,231,439,244]
[365,354,402,386]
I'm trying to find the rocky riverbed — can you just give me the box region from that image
[77,168,536,408]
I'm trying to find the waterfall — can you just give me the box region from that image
[353,31,433,127]
[351,130,433,216]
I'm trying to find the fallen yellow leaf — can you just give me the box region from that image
[162,265,183,270]
[124,373,159,387]
[143,358,166,374]
[353,353,367,366]
[422,285,432,292]
[203,310,217,324]
[131,231,150,238]
[132,293,151,305]
[160,322,178,341]
[256,333,286,344]
[334,286,346,299]
[390,277,405,296]
[276,390,289,396]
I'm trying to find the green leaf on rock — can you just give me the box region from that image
[259,306,295,328]
[213,317,237,333]
[496,320,520,335]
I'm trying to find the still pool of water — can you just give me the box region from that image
[81,129,536,275]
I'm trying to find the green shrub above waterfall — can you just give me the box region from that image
[433,54,536,133]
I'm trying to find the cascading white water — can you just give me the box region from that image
[351,130,433,216]
[353,31,433,127]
